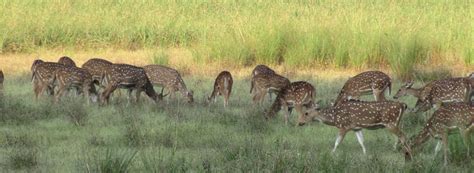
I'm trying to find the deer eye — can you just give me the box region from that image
[304,112,309,116]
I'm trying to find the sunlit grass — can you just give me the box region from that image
[0,0,471,78]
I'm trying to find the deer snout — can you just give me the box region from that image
[298,122,306,126]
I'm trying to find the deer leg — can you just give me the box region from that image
[387,127,412,160]
[441,132,449,166]
[434,140,442,155]
[33,82,42,99]
[281,103,290,125]
[135,88,143,103]
[82,85,91,105]
[101,84,117,105]
[294,105,304,126]
[355,130,367,154]
[54,86,65,103]
[461,126,473,158]
[223,91,229,108]
[332,129,347,153]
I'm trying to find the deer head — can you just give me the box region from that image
[393,80,414,99]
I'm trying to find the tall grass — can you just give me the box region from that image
[0,0,471,77]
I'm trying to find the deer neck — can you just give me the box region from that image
[406,88,423,98]
[315,109,337,126]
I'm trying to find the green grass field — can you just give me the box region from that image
[0,75,472,172]
[0,0,472,78]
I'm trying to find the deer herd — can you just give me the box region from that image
[0,56,472,165]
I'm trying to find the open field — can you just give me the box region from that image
[0,74,473,172]
[0,0,472,172]
[0,1,472,78]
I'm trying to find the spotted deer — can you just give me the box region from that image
[409,102,473,165]
[334,71,391,106]
[251,73,290,104]
[208,71,233,107]
[100,64,162,105]
[143,65,193,103]
[298,100,412,160]
[265,81,315,125]
[58,56,77,67]
[81,58,114,87]
[52,66,98,103]
[393,78,472,112]
[250,64,277,100]
[32,61,65,99]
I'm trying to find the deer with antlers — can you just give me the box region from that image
[265,81,315,125]
[298,99,412,159]
[409,102,473,165]
[52,66,98,103]
[334,71,391,106]
[143,65,193,103]
[208,71,233,107]
[393,78,472,112]
[100,64,164,105]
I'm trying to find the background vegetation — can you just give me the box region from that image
[0,0,471,78]
[0,75,472,172]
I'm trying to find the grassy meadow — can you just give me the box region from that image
[0,0,473,172]
[0,0,472,78]
[0,75,473,172]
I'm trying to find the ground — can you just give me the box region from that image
[0,74,472,172]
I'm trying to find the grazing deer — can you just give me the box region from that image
[81,58,114,86]
[393,78,472,112]
[298,100,412,159]
[52,66,98,103]
[32,61,65,99]
[58,56,77,67]
[100,64,163,105]
[409,102,473,165]
[251,73,290,104]
[143,65,193,103]
[265,81,315,125]
[334,71,391,106]
[208,71,233,107]
[250,64,277,100]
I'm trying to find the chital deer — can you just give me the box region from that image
[52,66,98,103]
[394,78,472,112]
[250,64,277,100]
[81,58,114,87]
[409,102,473,165]
[265,81,315,125]
[334,71,391,106]
[208,71,233,107]
[298,100,412,159]
[251,73,290,104]
[100,64,163,105]
[58,56,77,67]
[143,65,193,103]
[32,61,65,99]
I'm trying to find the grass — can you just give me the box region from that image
[0,1,472,78]
[0,74,472,172]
